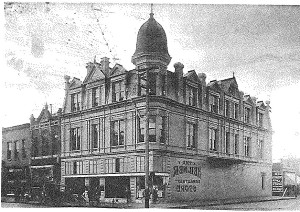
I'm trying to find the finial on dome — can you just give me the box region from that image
[150,3,154,18]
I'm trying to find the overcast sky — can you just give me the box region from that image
[2,2,300,160]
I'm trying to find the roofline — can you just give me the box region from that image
[2,123,30,132]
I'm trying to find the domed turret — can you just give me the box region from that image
[132,12,171,69]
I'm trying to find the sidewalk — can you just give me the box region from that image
[1,195,297,208]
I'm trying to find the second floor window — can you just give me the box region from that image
[91,124,99,149]
[92,87,100,107]
[71,93,81,112]
[186,122,196,148]
[138,115,166,143]
[233,103,239,119]
[244,107,250,123]
[244,136,251,157]
[234,134,239,155]
[258,112,264,127]
[112,81,125,102]
[209,128,217,151]
[21,139,26,159]
[225,100,230,117]
[71,127,81,151]
[7,142,12,160]
[258,139,264,159]
[14,141,20,160]
[187,86,197,106]
[111,120,125,146]
[209,95,219,114]
[225,132,230,154]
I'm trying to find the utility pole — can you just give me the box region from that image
[144,68,150,208]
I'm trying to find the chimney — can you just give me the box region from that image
[101,57,110,75]
[198,73,207,86]
[174,62,184,103]
[86,62,94,75]
[64,75,70,90]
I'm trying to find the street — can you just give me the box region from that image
[193,198,300,210]
[1,202,48,208]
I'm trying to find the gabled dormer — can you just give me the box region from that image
[69,77,83,90]
[110,63,127,77]
[184,70,201,84]
[83,62,106,84]
[36,104,52,123]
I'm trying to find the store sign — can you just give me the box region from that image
[272,171,283,192]
[173,160,202,193]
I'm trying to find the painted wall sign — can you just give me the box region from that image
[172,159,202,193]
[272,171,283,192]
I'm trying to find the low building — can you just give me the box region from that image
[29,104,62,193]
[2,123,31,195]
[272,162,297,196]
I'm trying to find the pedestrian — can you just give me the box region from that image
[152,186,158,204]
[125,186,131,204]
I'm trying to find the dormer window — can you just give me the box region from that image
[225,100,230,117]
[112,81,125,102]
[92,87,100,107]
[233,103,239,119]
[186,85,197,106]
[258,112,264,127]
[209,94,219,114]
[71,93,81,112]
[244,107,250,123]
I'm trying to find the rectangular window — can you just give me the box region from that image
[225,132,230,154]
[258,112,264,127]
[7,142,12,160]
[234,103,239,119]
[149,116,156,142]
[112,81,125,102]
[71,93,81,112]
[92,87,100,107]
[261,172,266,190]
[210,95,219,113]
[71,127,81,151]
[21,139,26,159]
[138,116,145,143]
[100,85,105,105]
[33,137,38,157]
[225,100,230,117]
[209,128,217,151]
[139,72,147,96]
[136,156,145,172]
[186,122,196,148]
[111,120,125,146]
[244,136,251,157]
[161,74,166,96]
[258,139,264,159]
[244,107,250,123]
[187,86,197,106]
[234,134,239,155]
[14,141,20,160]
[148,72,156,95]
[157,116,167,144]
[91,124,99,149]
[115,158,120,173]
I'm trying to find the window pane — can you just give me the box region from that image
[119,120,125,145]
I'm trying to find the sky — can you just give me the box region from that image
[1,1,300,161]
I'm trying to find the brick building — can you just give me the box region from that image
[60,12,272,202]
[2,123,31,195]
[29,104,61,190]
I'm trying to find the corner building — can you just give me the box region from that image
[60,12,272,202]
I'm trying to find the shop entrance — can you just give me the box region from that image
[65,177,85,195]
[105,176,130,198]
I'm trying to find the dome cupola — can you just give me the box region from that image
[132,12,171,69]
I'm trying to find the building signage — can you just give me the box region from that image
[272,171,283,192]
[173,160,202,193]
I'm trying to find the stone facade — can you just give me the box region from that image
[2,123,31,194]
[59,12,273,202]
[29,104,61,187]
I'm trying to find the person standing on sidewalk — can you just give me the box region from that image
[125,186,131,204]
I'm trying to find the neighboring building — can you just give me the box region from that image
[29,104,62,190]
[2,123,31,195]
[272,162,297,197]
[60,11,272,202]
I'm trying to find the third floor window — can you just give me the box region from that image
[112,81,125,102]
[258,112,264,127]
[186,86,197,106]
[244,107,251,123]
[209,128,217,151]
[209,95,219,114]
[92,87,100,107]
[71,93,81,112]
